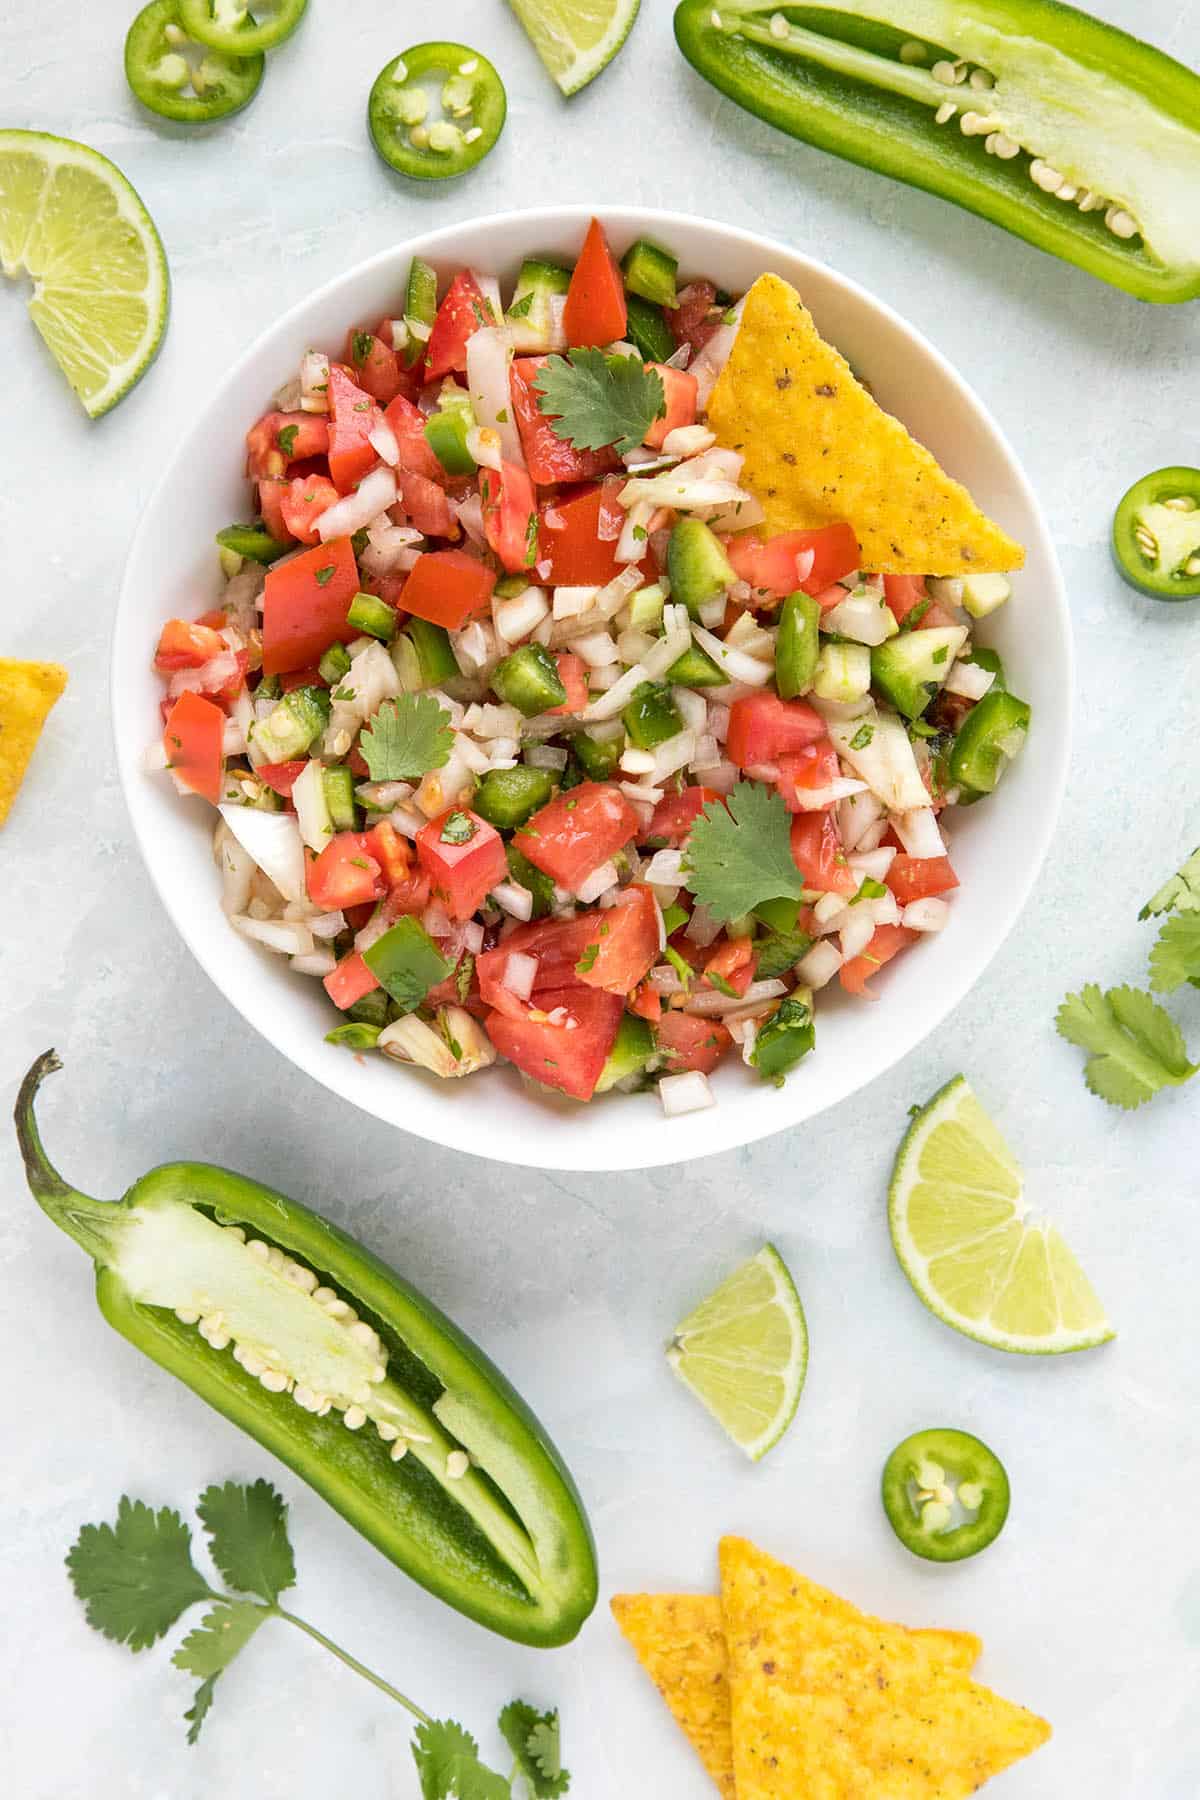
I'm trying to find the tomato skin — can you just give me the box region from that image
[416,808,509,921]
[365,818,414,889]
[666,280,719,354]
[562,218,627,349]
[790,810,858,897]
[727,692,826,770]
[280,474,340,545]
[510,357,619,486]
[481,460,538,574]
[306,831,387,911]
[725,523,860,600]
[246,411,330,480]
[775,739,840,812]
[383,392,445,483]
[426,271,493,381]
[703,934,755,996]
[478,885,659,1003]
[155,618,227,671]
[399,547,496,630]
[324,951,381,1011]
[644,365,698,451]
[162,691,225,804]
[485,985,624,1101]
[346,328,404,404]
[886,855,959,905]
[576,886,660,994]
[258,478,294,543]
[655,1009,732,1075]
[513,782,640,891]
[327,364,383,493]
[546,653,588,717]
[261,536,360,676]
[256,759,307,797]
[397,468,459,538]
[647,785,721,846]
[839,924,919,995]
[535,481,654,587]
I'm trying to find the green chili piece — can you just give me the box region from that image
[881,1427,1010,1562]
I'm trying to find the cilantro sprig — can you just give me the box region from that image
[67,1480,569,1792]
[359,692,454,782]
[1055,985,1196,1110]
[682,781,805,923]
[1142,845,1200,993]
[534,349,665,457]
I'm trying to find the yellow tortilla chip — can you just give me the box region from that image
[0,659,67,828]
[612,1591,981,1798]
[720,1536,1051,1799]
[708,273,1025,575]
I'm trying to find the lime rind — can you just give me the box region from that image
[0,130,169,418]
[889,1075,1114,1355]
[667,1244,808,1461]
[508,0,641,96]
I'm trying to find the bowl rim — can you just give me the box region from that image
[114,203,1072,1171]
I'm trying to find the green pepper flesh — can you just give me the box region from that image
[1112,467,1200,601]
[125,0,265,123]
[881,1426,1010,1561]
[369,43,507,182]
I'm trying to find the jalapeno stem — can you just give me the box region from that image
[14,1050,124,1263]
[274,1606,431,1723]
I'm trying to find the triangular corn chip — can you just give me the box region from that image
[708,274,1025,575]
[719,1536,1050,1798]
[0,658,67,828]
[612,1589,981,1798]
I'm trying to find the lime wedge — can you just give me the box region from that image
[507,0,641,96]
[0,131,169,418]
[889,1075,1115,1355]
[667,1244,808,1461]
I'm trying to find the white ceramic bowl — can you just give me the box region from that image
[114,205,1071,1172]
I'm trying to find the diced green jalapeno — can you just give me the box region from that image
[325,1021,382,1050]
[369,43,507,182]
[493,643,567,717]
[424,405,478,475]
[347,592,397,642]
[473,765,555,830]
[625,294,676,364]
[1112,467,1200,601]
[404,618,460,686]
[253,686,330,762]
[322,765,358,832]
[505,844,555,917]
[347,985,391,1028]
[362,916,451,1011]
[881,1427,1010,1562]
[750,996,815,1082]
[948,689,1030,796]
[573,731,623,781]
[775,590,822,698]
[125,0,264,122]
[318,642,352,686]
[621,238,680,309]
[216,523,290,565]
[401,258,439,366]
[594,1013,658,1093]
[961,645,1006,690]
[666,642,729,688]
[624,682,683,749]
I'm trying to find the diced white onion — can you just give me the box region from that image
[903,896,951,932]
[466,327,522,464]
[641,607,693,682]
[316,468,397,542]
[684,904,723,948]
[232,915,316,957]
[649,963,687,995]
[492,880,534,921]
[643,847,686,886]
[848,846,896,882]
[788,777,870,812]
[572,629,621,669]
[820,589,898,646]
[684,978,787,1016]
[218,805,306,904]
[452,620,497,674]
[702,759,739,794]
[213,820,255,916]
[891,806,946,858]
[617,500,655,564]
[943,660,995,701]
[869,889,902,928]
[658,1070,716,1117]
[291,949,338,978]
[691,624,773,688]
[368,420,400,467]
[582,661,648,721]
[553,584,600,621]
[813,891,849,926]
[494,587,550,644]
[300,349,330,413]
[525,742,568,770]
[839,910,876,961]
[662,424,715,458]
[501,950,538,1000]
[829,711,928,813]
[690,297,743,407]
[292,759,333,853]
[388,803,426,841]
[649,729,697,786]
[574,859,620,904]
[454,490,487,546]
[795,940,843,989]
[838,788,885,851]
[356,779,413,809]
[309,910,346,940]
[620,747,658,776]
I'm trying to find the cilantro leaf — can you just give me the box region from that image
[196,1479,295,1604]
[499,1701,570,1797]
[360,693,454,781]
[411,1719,511,1800]
[1055,983,1197,1109]
[172,1600,268,1679]
[184,1675,218,1746]
[534,349,665,457]
[66,1498,211,1651]
[1149,912,1200,993]
[1139,846,1200,919]
[683,781,805,923]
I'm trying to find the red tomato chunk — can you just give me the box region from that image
[261,537,360,677]
[726,692,826,770]
[562,218,627,349]
[306,832,386,911]
[485,986,623,1101]
[513,782,640,891]
[416,809,508,921]
[162,691,224,804]
[655,1010,732,1075]
[400,548,496,631]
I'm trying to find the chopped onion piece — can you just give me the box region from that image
[663,423,716,458]
[839,910,876,961]
[821,589,898,646]
[316,467,397,542]
[649,963,687,995]
[829,710,927,812]
[553,584,600,621]
[943,660,995,701]
[368,420,400,467]
[813,891,849,927]
[501,950,538,1000]
[643,847,686,886]
[684,977,787,1016]
[218,805,306,904]
[649,729,697,785]
[789,777,870,812]
[213,820,254,916]
[903,896,950,932]
[572,629,621,669]
[684,904,723,948]
[658,1070,716,1117]
[582,661,648,721]
[620,747,658,776]
[466,326,522,464]
[838,787,884,851]
[691,624,773,688]
[466,424,503,472]
[492,880,534,921]
[575,860,620,904]
[795,940,843,989]
[454,490,487,546]
[690,297,743,406]
[891,806,946,858]
[494,586,549,644]
[848,846,896,882]
[525,742,568,770]
[291,949,337,978]
[300,349,330,414]
[232,915,315,957]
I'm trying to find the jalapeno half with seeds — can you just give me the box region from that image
[369,43,507,181]
[882,1427,1010,1562]
[1112,467,1200,602]
[125,0,265,122]
[178,0,308,56]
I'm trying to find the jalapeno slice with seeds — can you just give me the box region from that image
[178,0,307,56]
[125,0,264,122]
[368,43,506,181]
[882,1427,1010,1562]
[1112,466,1200,602]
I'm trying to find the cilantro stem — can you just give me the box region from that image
[275,1606,432,1723]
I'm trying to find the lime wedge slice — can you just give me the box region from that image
[507,0,641,96]
[0,131,169,418]
[667,1244,808,1461]
[890,1075,1115,1355]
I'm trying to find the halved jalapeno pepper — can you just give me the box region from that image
[1112,467,1200,602]
[178,0,307,56]
[125,0,265,122]
[882,1427,1010,1562]
[368,43,507,181]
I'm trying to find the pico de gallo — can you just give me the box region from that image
[147,218,1029,1116]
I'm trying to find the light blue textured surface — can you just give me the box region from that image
[2,2,1199,1795]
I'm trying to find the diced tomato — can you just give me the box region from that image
[536,481,653,587]
[381,868,432,918]
[258,478,293,543]
[790,810,857,897]
[477,889,658,1002]
[666,281,719,354]
[546,653,588,717]
[256,759,307,798]
[646,785,722,846]
[562,218,626,349]
[839,924,919,995]
[510,357,619,486]
[576,885,660,995]
[485,985,623,1101]
[725,523,860,600]
[476,918,589,1014]
[278,664,326,693]
[399,548,495,631]
[163,691,225,804]
[209,648,251,710]
[416,808,508,921]
[345,328,403,404]
[513,782,640,891]
[323,951,381,1011]
[655,1009,732,1075]
[775,739,840,812]
[327,364,382,493]
[246,411,330,480]
[704,934,755,997]
[644,365,698,451]
[397,468,459,538]
[425,271,493,382]
[365,819,414,889]
[727,692,826,770]
[280,474,340,545]
[886,855,959,906]
[306,831,386,911]
[630,979,663,1023]
[261,536,360,676]
[155,618,227,671]
[481,460,538,574]
[383,392,444,483]
[195,609,227,630]
[881,574,957,630]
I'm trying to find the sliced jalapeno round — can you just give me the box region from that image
[882,1427,1010,1563]
[1112,467,1200,602]
[177,0,307,56]
[369,43,506,181]
[125,0,265,122]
